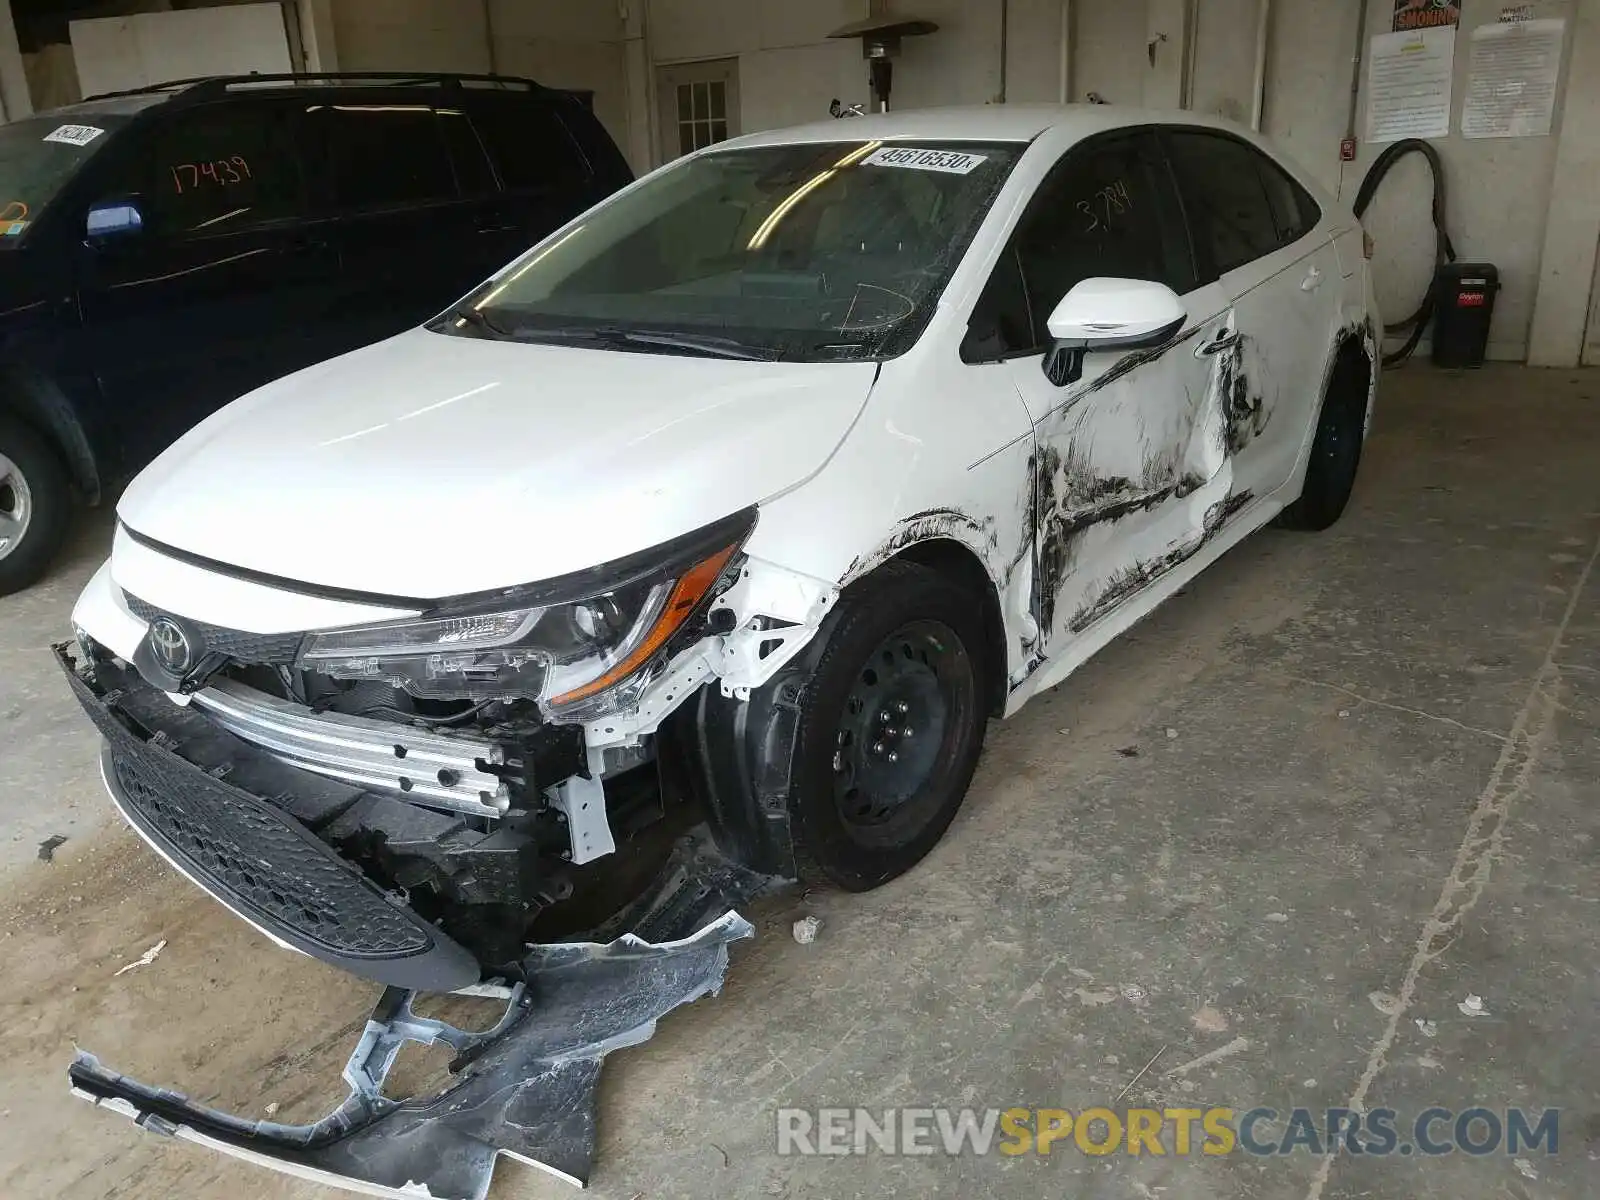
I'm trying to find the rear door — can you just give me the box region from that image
[72,98,339,473]
[1163,129,1341,498]
[980,129,1239,651]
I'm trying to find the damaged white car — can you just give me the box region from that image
[61,105,1377,1196]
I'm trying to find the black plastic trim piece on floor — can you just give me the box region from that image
[69,911,755,1199]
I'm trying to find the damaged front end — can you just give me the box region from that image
[59,510,842,1194]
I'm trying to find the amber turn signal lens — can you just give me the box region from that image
[549,542,740,707]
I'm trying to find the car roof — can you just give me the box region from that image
[32,93,170,120]
[722,103,1261,149]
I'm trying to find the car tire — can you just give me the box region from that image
[1278,354,1368,533]
[789,560,989,891]
[0,414,72,598]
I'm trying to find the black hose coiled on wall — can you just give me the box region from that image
[1351,138,1456,367]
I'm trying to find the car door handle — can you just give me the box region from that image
[1196,329,1240,357]
[1301,266,1325,292]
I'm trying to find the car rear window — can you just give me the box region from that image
[469,102,591,192]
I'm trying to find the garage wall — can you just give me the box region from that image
[329,0,629,152]
[71,4,293,97]
[484,0,627,153]
[1264,0,1575,363]
[331,0,491,74]
[647,0,866,133]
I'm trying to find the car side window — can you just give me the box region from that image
[1164,131,1297,276]
[315,105,458,212]
[1257,156,1321,245]
[469,102,591,192]
[123,102,303,236]
[965,130,1194,359]
[436,106,497,197]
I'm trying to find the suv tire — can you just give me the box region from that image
[790,560,989,890]
[0,414,72,597]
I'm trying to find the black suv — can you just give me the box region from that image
[0,72,631,595]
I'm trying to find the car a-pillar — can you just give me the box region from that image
[685,546,1008,892]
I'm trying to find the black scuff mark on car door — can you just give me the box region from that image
[1043,325,1258,643]
[1064,487,1255,634]
[844,507,999,587]
[1027,327,1208,653]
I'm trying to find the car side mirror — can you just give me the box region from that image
[1042,278,1187,387]
[85,197,145,243]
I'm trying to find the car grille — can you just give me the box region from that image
[123,593,306,666]
[67,666,433,961]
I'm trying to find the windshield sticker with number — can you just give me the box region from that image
[43,124,106,147]
[861,147,989,175]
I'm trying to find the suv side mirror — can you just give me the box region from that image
[1042,278,1187,386]
[85,197,145,243]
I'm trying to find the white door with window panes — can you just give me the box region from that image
[658,59,739,160]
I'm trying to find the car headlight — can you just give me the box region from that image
[297,510,755,722]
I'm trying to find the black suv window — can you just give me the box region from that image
[436,106,496,196]
[469,101,590,192]
[966,130,1194,359]
[126,102,303,235]
[316,104,457,211]
[1165,130,1315,276]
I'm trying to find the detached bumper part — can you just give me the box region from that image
[71,912,755,1197]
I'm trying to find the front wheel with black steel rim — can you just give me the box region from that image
[1278,354,1369,532]
[0,414,72,598]
[790,560,989,891]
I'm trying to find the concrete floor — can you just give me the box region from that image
[0,364,1596,1199]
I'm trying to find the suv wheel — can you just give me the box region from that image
[0,414,72,597]
[790,560,989,890]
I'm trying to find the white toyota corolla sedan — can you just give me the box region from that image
[61,105,1377,1194]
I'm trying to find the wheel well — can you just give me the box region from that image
[1332,333,1373,406]
[0,374,101,505]
[877,537,1010,718]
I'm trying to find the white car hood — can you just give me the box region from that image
[118,329,877,599]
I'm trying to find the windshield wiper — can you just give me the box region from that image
[517,325,778,361]
[620,330,777,360]
[448,306,512,339]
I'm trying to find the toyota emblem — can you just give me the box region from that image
[149,617,193,675]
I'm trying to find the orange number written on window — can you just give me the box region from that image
[170,156,253,194]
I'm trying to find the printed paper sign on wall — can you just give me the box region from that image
[1462,18,1565,138]
[1366,27,1457,142]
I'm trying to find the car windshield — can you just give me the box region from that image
[448,139,1024,361]
[0,114,129,246]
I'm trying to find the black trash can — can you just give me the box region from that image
[1431,263,1499,369]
